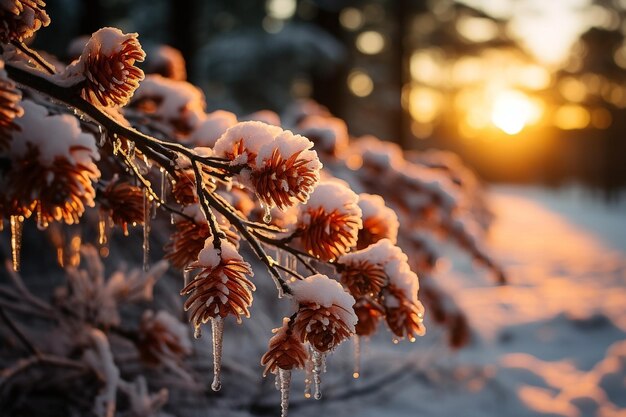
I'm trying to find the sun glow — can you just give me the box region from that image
[491,90,540,135]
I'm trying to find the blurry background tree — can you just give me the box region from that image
[37,0,626,195]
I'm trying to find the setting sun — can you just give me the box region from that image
[491,90,540,135]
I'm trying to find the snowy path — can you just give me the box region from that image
[295,186,626,417]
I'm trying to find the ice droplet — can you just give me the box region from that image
[211,317,224,391]
[193,324,201,339]
[10,215,23,272]
[312,348,323,400]
[142,188,151,272]
[279,368,291,417]
[353,336,361,379]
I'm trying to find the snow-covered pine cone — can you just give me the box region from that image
[69,27,145,108]
[261,317,309,376]
[4,100,100,226]
[181,240,255,332]
[356,193,399,250]
[290,274,357,353]
[213,121,322,210]
[295,180,362,261]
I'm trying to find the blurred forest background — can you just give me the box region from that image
[36,0,626,196]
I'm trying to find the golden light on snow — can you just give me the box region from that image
[491,90,541,135]
[348,70,374,97]
[356,31,385,55]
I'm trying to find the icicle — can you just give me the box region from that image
[97,125,106,147]
[211,317,224,391]
[154,168,166,219]
[353,336,361,379]
[304,355,313,399]
[35,204,48,230]
[193,324,202,339]
[279,368,291,417]
[98,211,108,246]
[10,215,23,272]
[143,189,151,272]
[274,369,281,391]
[312,349,324,400]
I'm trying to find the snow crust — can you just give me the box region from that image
[132,75,205,128]
[187,110,238,148]
[290,274,357,328]
[302,179,361,216]
[358,193,399,243]
[10,100,100,167]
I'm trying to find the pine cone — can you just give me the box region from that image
[384,285,426,341]
[293,302,354,352]
[0,0,50,42]
[353,297,384,336]
[180,240,255,330]
[339,259,388,298]
[261,317,309,376]
[75,27,145,107]
[98,179,144,235]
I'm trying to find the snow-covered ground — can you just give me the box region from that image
[288,185,626,417]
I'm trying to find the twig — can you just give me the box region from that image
[11,41,56,75]
[0,307,40,356]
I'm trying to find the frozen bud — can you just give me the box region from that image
[181,239,255,330]
[353,297,384,337]
[138,310,192,366]
[261,317,309,376]
[251,130,321,210]
[5,100,100,225]
[356,193,399,250]
[0,0,50,43]
[71,27,145,108]
[291,274,357,352]
[98,179,144,235]
[0,61,22,151]
[296,180,362,261]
